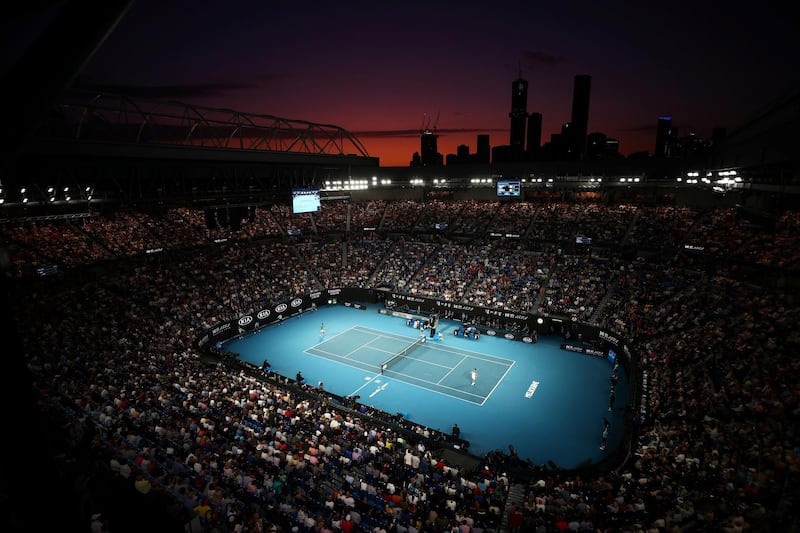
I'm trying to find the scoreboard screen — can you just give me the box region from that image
[496,180,521,197]
[291,188,321,214]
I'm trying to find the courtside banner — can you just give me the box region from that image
[197,292,330,348]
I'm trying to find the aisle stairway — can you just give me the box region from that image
[497,483,527,532]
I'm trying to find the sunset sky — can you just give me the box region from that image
[2,1,798,167]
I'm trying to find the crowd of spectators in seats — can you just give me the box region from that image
[4,198,799,532]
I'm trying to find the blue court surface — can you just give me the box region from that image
[222,304,628,469]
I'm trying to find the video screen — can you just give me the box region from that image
[291,188,321,214]
[496,180,521,197]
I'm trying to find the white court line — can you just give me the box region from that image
[381,370,485,404]
[437,354,467,385]
[348,373,384,398]
[480,360,516,406]
[308,327,351,348]
[309,323,515,404]
[354,325,516,365]
[306,345,395,360]
[309,325,409,360]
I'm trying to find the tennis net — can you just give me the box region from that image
[380,337,426,374]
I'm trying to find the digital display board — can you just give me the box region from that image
[291,188,321,214]
[496,180,521,197]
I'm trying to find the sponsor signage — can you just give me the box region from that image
[524,381,540,398]
[599,330,620,347]
[211,322,232,337]
[561,343,606,357]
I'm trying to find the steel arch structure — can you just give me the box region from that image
[36,89,371,159]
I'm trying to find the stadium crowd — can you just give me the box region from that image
[3,198,799,533]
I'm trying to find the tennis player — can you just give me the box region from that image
[471,368,478,386]
[320,322,325,336]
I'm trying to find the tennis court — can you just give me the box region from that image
[306,325,514,405]
[222,304,629,469]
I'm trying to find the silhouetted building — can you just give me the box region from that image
[492,145,514,163]
[554,122,573,160]
[587,132,622,160]
[604,137,621,158]
[419,129,443,167]
[671,132,711,159]
[509,77,528,159]
[476,134,490,164]
[587,132,607,159]
[655,116,673,158]
[527,112,542,156]
[570,74,592,160]
[446,144,471,166]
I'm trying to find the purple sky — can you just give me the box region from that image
[2,1,798,166]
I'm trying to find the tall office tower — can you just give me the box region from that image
[476,134,490,164]
[509,77,529,157]
[420,129,442,166]
[570,74,592,160]
[527,112,542,153]
[655,116,673,158]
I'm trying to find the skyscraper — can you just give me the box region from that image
[570,74,592,160]
[509,77,528,158]
[420,129,442,166]
[655,116,673,158]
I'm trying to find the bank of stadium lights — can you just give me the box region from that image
[365,176,393,187]
[619,177,640,183]
[681,170,742,187]
[410,178,424,186]
[322,179,369,191]
[682,171,699,184]
[469,178,493,186]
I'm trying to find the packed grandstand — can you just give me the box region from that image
[3,198,799,532]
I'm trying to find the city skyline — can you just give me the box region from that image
[1,1,798,167]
